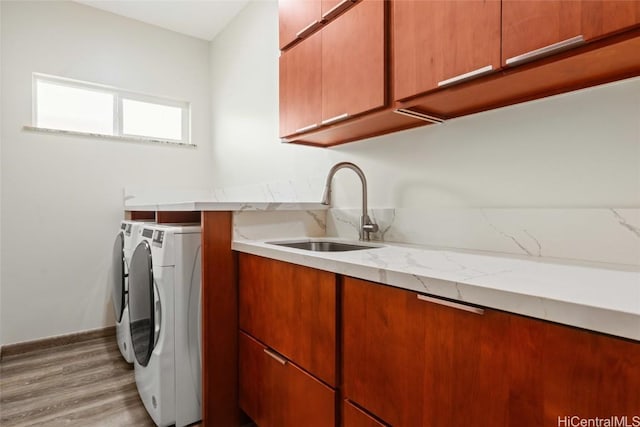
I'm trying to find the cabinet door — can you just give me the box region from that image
[393,0,501,101]
[503,0,640,66]
[279,31,322,138]
[239,253,337,386]
[239,332,336,427]
[322,0,385,125]
[505,314,640,426]
[343,277,509,427]
[279,0,322,49]
[343,400,387,427]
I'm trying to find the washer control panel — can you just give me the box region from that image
[152,230,164,248]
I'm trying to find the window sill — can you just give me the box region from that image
[23,126,196,148]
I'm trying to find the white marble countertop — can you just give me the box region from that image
[124,200,328,212]
[233,238,640,341]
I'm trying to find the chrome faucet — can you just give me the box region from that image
[321,162,379,241]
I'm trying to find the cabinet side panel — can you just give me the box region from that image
[201,211,239,426]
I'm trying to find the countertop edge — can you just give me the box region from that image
[123,201,329,211]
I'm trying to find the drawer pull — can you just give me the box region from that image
[437,65,494,87]
[417,294,484,315]
[321,0,354,20]
[321,113,349,125]
[295,123,319,133]
[296,20,321,39]
[264,348,287,365]
[394,108,444,124]
[505,35,585,66]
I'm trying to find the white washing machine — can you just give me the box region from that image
[128,224,202,427]
[111,220,148,364]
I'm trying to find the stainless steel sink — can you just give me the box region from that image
[267,240,382,252]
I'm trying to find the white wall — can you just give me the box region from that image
[0,1,212,345]
[209,0,640,210]
[209,0,333,191]
[0,2,3,350]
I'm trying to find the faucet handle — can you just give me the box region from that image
[362,222,379,233]
[361,221,379,241]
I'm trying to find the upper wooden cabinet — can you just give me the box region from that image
[393,0,501,101]
[279,0,322,49]
[503,0,640,66]
[279,0,640,146]
[395,0,640,120]
[279,31,322,136]
[322,0,385,124]
[279,0,359,49]
[280,0,393,141]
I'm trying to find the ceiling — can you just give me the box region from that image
[75,0,250,41]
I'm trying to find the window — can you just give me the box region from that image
[32,74,191,144]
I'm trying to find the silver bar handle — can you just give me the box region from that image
[296,20,321,39]
[321,113,349,125]
[263,348,287,365]
[417,294,484,315]
[295,123,319,133]
[394,108,444,124]
[505,35,585,67]
[321,0,354,20]
[437,65,494,88]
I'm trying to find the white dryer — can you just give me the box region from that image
[111,220,148,364]
[128,224,202,427]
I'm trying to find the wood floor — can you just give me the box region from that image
[0,333,157,426]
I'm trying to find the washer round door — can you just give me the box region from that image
[111,232,126,322]
[129,240,155,367]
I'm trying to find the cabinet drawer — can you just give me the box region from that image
[239,332,336,427]
[239,253,337,386]
[343,400,387,427]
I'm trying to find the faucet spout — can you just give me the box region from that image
[321,162,378,241]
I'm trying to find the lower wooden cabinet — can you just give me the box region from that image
[506,313,640,426]
[236,255,639,426]
[343,276,510,426]
[239,332,336,427]
[239,253,337,386]
[342,276,640,427]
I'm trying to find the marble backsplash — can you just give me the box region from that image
[327,208,640,266]
[233,209,327,241]
[125,186,639,266]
